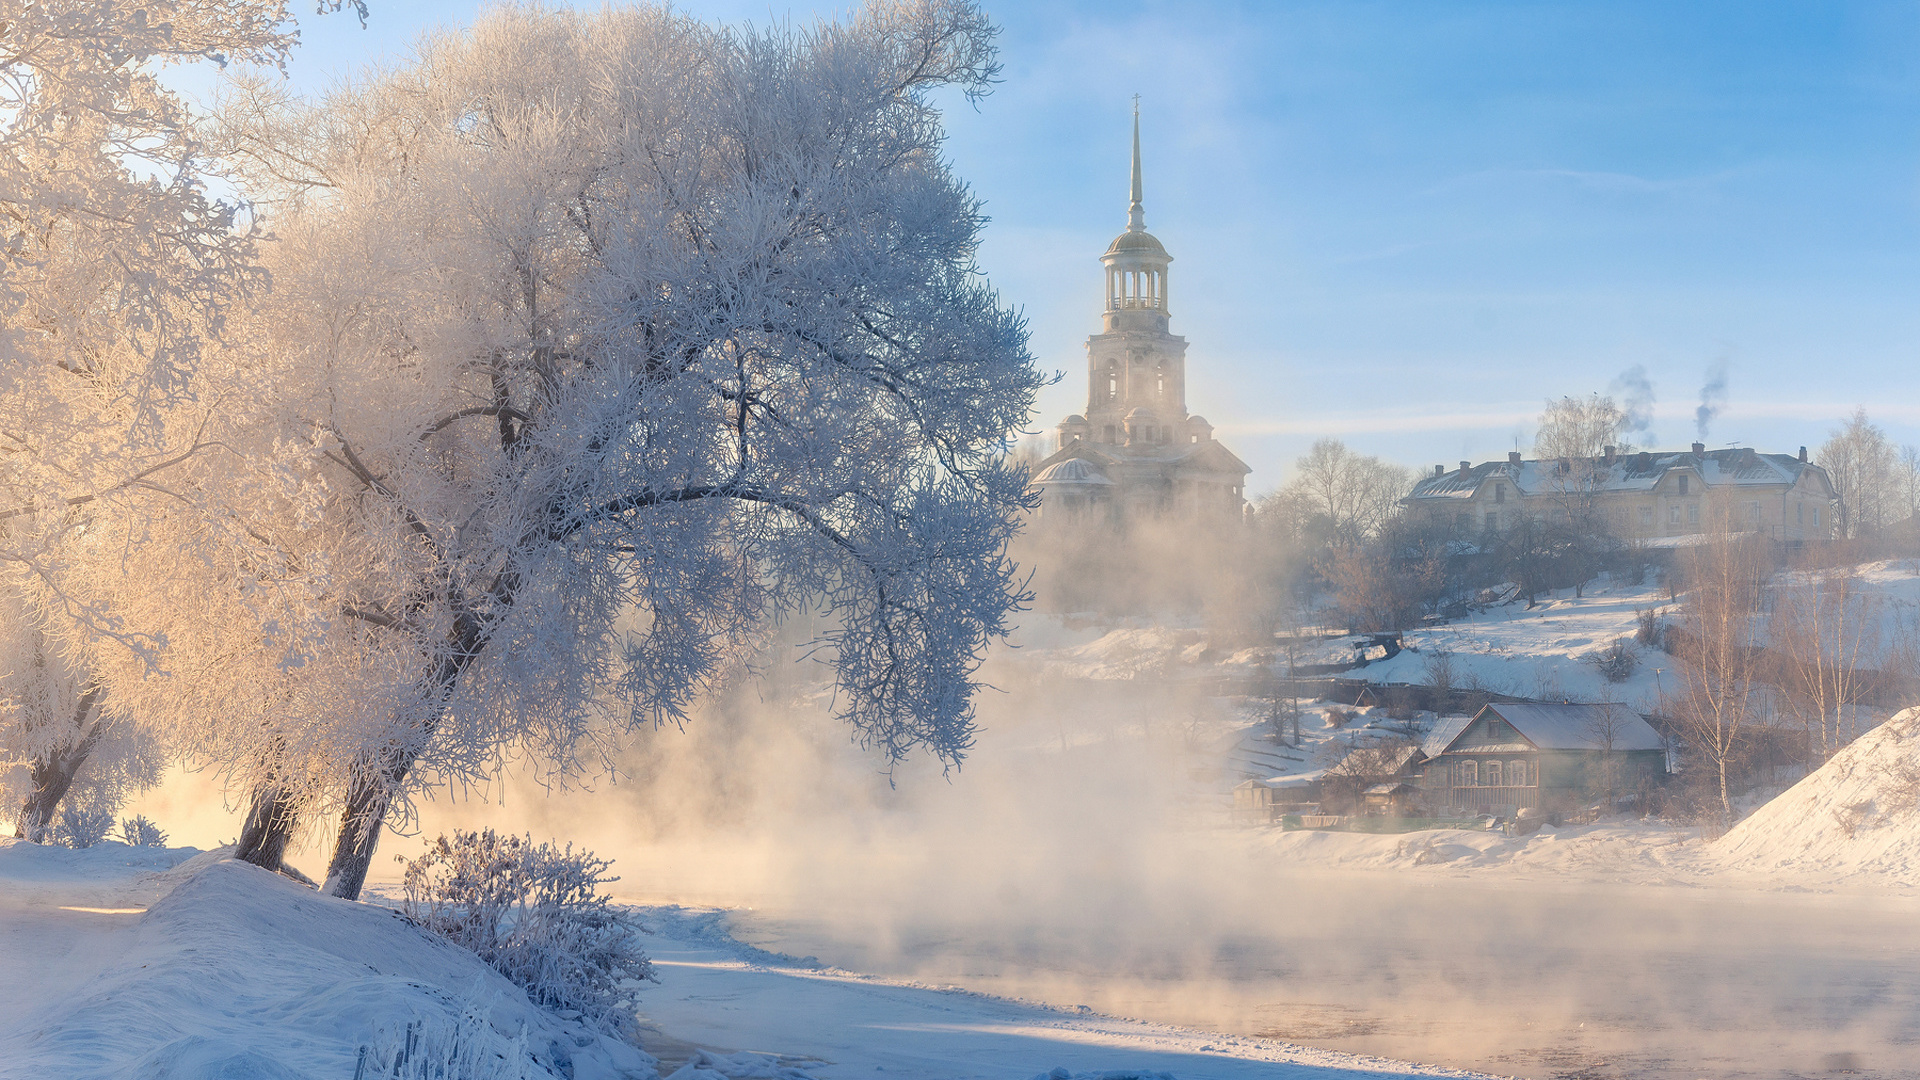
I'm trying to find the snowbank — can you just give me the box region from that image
[1715,707,1920,884]
[0,844,656,1080]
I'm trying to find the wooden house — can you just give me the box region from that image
[1416,702,1667,815]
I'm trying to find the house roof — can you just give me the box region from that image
[1437,702,1666,753]
[1405,448,1834,503]
[1421,715,1474,759]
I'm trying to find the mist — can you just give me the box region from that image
[295,615,1912,1080]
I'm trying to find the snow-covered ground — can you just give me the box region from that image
[0,841,1494,1080]
[28,564,1919,1080]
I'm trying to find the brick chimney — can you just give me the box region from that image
[1433,464,1445,478]
[1603,445,1617,466]
[1458,460,1471,477]
[1799,445,1809,463]
[1691,441,1706,456]
[1507,451,1522,466]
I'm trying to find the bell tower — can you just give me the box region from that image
[1034,101,1251,523]
[1075,101,1189,451]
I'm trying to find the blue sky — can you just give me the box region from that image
[262,1,1920,491]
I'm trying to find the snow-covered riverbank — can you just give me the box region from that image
[0,841,1492,1080]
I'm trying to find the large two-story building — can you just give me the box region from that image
[1404,444,1839,543]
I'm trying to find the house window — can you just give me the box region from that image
[1458,760,1478,787]
[1688,503,1700,526]
[1748,502,1762,525]
[1640,506,1653,526]
[1814,506,1823,528]
[1511,760,1529,786]
[1485,511,1497,531]
[1678,475,1689,495]
[1495,484,1505,504]
[1797,503,1804,525]
[1485,760,1504,786]
[1669,505,1681,525]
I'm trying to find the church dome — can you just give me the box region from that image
[1105,230,1168,258]
[1032,458,1114,486]
[1062,414,1087,425]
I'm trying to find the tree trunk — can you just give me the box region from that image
[321,763,406,901]
[321,604,491,901]
[11,689,106,843]
[234,785,301,870]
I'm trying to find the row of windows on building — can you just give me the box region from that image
[1449,759,1535,787]
[1450,499,1817,535]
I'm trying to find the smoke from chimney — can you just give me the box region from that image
[1695,359,1729,440]
[1610,364,1657,443]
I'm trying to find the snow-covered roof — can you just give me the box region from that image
[1476,702,1665,752]
[1422,715,1474,759]
[1407,448,1830,503]
[1031,458,1114,486]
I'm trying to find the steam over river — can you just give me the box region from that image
[704,874,1920,1080]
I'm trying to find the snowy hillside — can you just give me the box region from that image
[1715,706,1920,884]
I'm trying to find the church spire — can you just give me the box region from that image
[1127,95,1145,233]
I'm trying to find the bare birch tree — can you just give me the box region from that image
[1670,501,1772,826]
[1282,439,1411,550]
[1819,409,1899,540]
[1770,566,1883,760]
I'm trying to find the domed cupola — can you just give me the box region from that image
[1101,101,1171,331]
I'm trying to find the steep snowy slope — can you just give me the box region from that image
[1715,707,1920,884]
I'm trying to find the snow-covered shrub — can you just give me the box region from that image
[1634,606,1664,649]
[118,815,168,847]
[400,831,654,1038]
[354,999,537,1080]
[53,797,116,849]
[1587,638,1639,683]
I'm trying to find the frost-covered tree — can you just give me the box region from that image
[0,2,365,832]
[1819,408,1900,540]
[0,2,367,550]
[1281,438,1410,551]
[0,593,160,841]
[1534,392,1632,462]
[98,1,1038,899]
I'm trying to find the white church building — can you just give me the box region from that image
[1030,108,1251,522]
